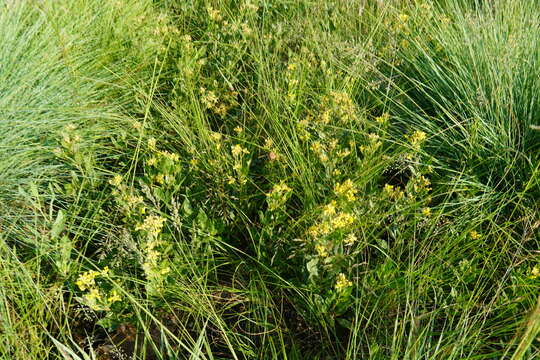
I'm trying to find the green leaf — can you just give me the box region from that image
[307,258,319,280]
[182,197,193,216]
[51,210,66,240]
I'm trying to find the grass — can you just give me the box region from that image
[0,0,539,359]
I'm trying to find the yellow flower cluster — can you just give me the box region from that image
[408,130,427,148]
[308,221,332,238]
[375,113,390,124]
[383,183,404,200]
[141,238,171,283]
[322,200,337,217]
[266,182,293,211]
[231,144,249,157]
[310,141,329,163]
[334,179,358,202]
[109,174,123,187]
[148,137,157,150]
[159,150,180,162]
[360,133,383,155]
[315,244,329,258]
[331,212,355,229]
[335,273,352,292]
[398,14,409,22]
[199,86,237,117]
[530,266,540,279]
[76,269,102,291]
[325,91,357,123]
[76,267,121,311]
[58,124,82,155]
[135,215,166,238]
[206,6,223,22]
[344,233,357,246]
[412,175,432,193]
[469,230,481,240]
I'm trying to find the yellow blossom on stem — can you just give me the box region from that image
[148,137,157,150]
[408,130,427,147]
[398,14,409,22]
[344,233,357,245]
[107,290,122,303]
[234,126,243,134]
[136,215,166,238]
[109,175,123,187]
[335,273,352,292]
[231,144,249,157]
[375,113,390,124]
[331,212,355,229]
[315,244,328,258]
[530,266,540,279]
[334,179,358,202]
[76,270,100,291]
[322,200,337,217]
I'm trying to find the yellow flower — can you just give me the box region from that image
[147,250,160,262]
[408,130,427,147]
[307,225,320,237]
[85,288,101,301]
[155,173,165,184]
[147,157,157,166]
[331,212,355,229]
[384,183,404,200]
[530,266,540,279]
[210,132,223,141]
[107,290,122,303]
[136,215,166,238]
[109,175,123,187]
[334,179,358,202]
[322,200,337,217]
[76,270,100,291]
[206,6,222,22]
[231,144,249,157]
[344,233,357,245]
[315,244,328,258]
[469,230,481,240]
[234,126,243,134]
[335,273,352,291]
[160,151,180,162]
[127,195,144,208]
[398,14,409,22]
[148,137,157,150]
[319,222,332,235]
[266,182,292,211]
[310,141,323,153]
[375,113,390,124]
[422,207,431,217]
